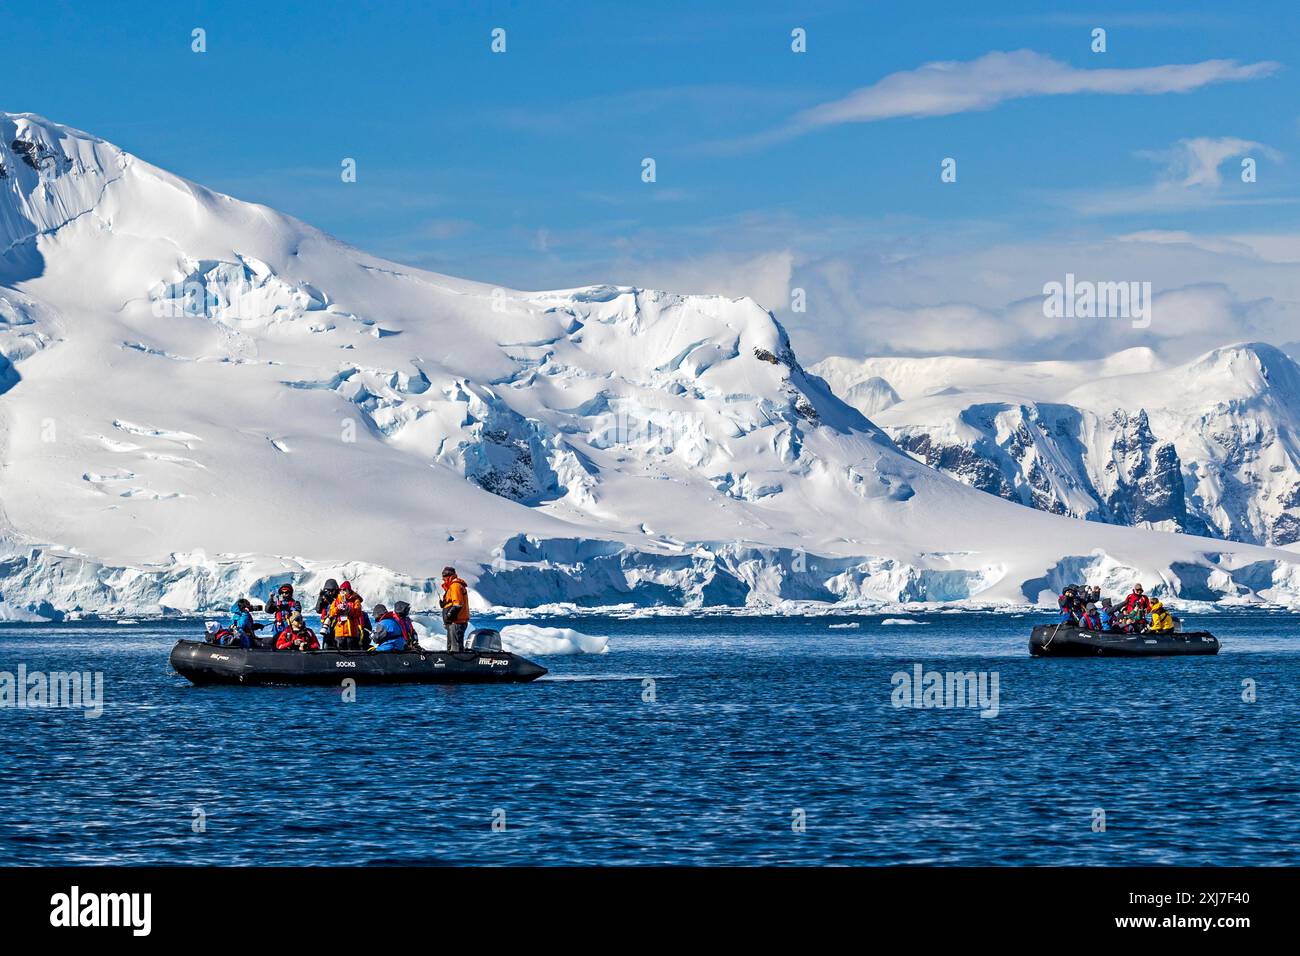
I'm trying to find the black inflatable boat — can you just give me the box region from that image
[170,639,548,686]
[1029,624,1220,657]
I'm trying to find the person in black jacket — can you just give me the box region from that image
[315,578,341,649]
[315,578,340,616]
[1057,585,1081,623]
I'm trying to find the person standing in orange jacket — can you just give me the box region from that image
[439,567,470,652]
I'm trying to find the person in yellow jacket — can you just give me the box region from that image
[325,581,369,650]
[439,566,471,652]
[1148,599,1175,633]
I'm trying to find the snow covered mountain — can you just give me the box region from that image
[1,111,1298,615]
[814,344,1300,547]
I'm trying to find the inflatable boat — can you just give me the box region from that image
[170,635,547,686]
[1029,624,1220,657]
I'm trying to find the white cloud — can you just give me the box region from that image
[779,228,1300,363]
[626,250,795,309]
[1052,137,1287,217]
[1148,136,1280,188]
[395,208,1299,367]
[788,50,1279,130]
[417,218,476,241]
[1114,230,1293,259]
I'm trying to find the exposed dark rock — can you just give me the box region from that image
[1279,481,1300,509]
[1104,410,1197,531]
[9,139,60,172]
[895,432,1017,501]
[753,344,800,368]
[1026,460,1069,514]
[460,394,570,505]
[472,428,539,501]
[1271,512,1300,546]
[892,405,1213,536]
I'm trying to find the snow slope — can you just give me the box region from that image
[814,344,1300,547]
[1,112,1298,615]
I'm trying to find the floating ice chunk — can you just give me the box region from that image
[881,618,926,625]
[410,620,609,655]
[0,602,51,622]
[499,624,610,656]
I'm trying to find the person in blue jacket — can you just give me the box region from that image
[1099,598,1117,631]
[369,604,409,652]
[227,598,264,648]
[392,601,417,647]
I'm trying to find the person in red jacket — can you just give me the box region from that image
[1124,583,1152,615]
[264,583,302,641]
[276,613,320,651]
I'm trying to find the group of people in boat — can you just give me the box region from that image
[1056,582,1175,633]
[210,567,473,652]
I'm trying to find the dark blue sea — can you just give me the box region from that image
[0,610,1295,865]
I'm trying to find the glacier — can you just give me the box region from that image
[2,111,1300,617]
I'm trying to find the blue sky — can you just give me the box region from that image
[5,0,1298,360]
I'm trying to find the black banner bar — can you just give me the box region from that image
[1,866,1282,942]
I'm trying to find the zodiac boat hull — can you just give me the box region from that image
[169,639,548,685]
[1029,625,1220,657]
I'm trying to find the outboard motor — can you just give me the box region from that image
[466,628,503,652]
